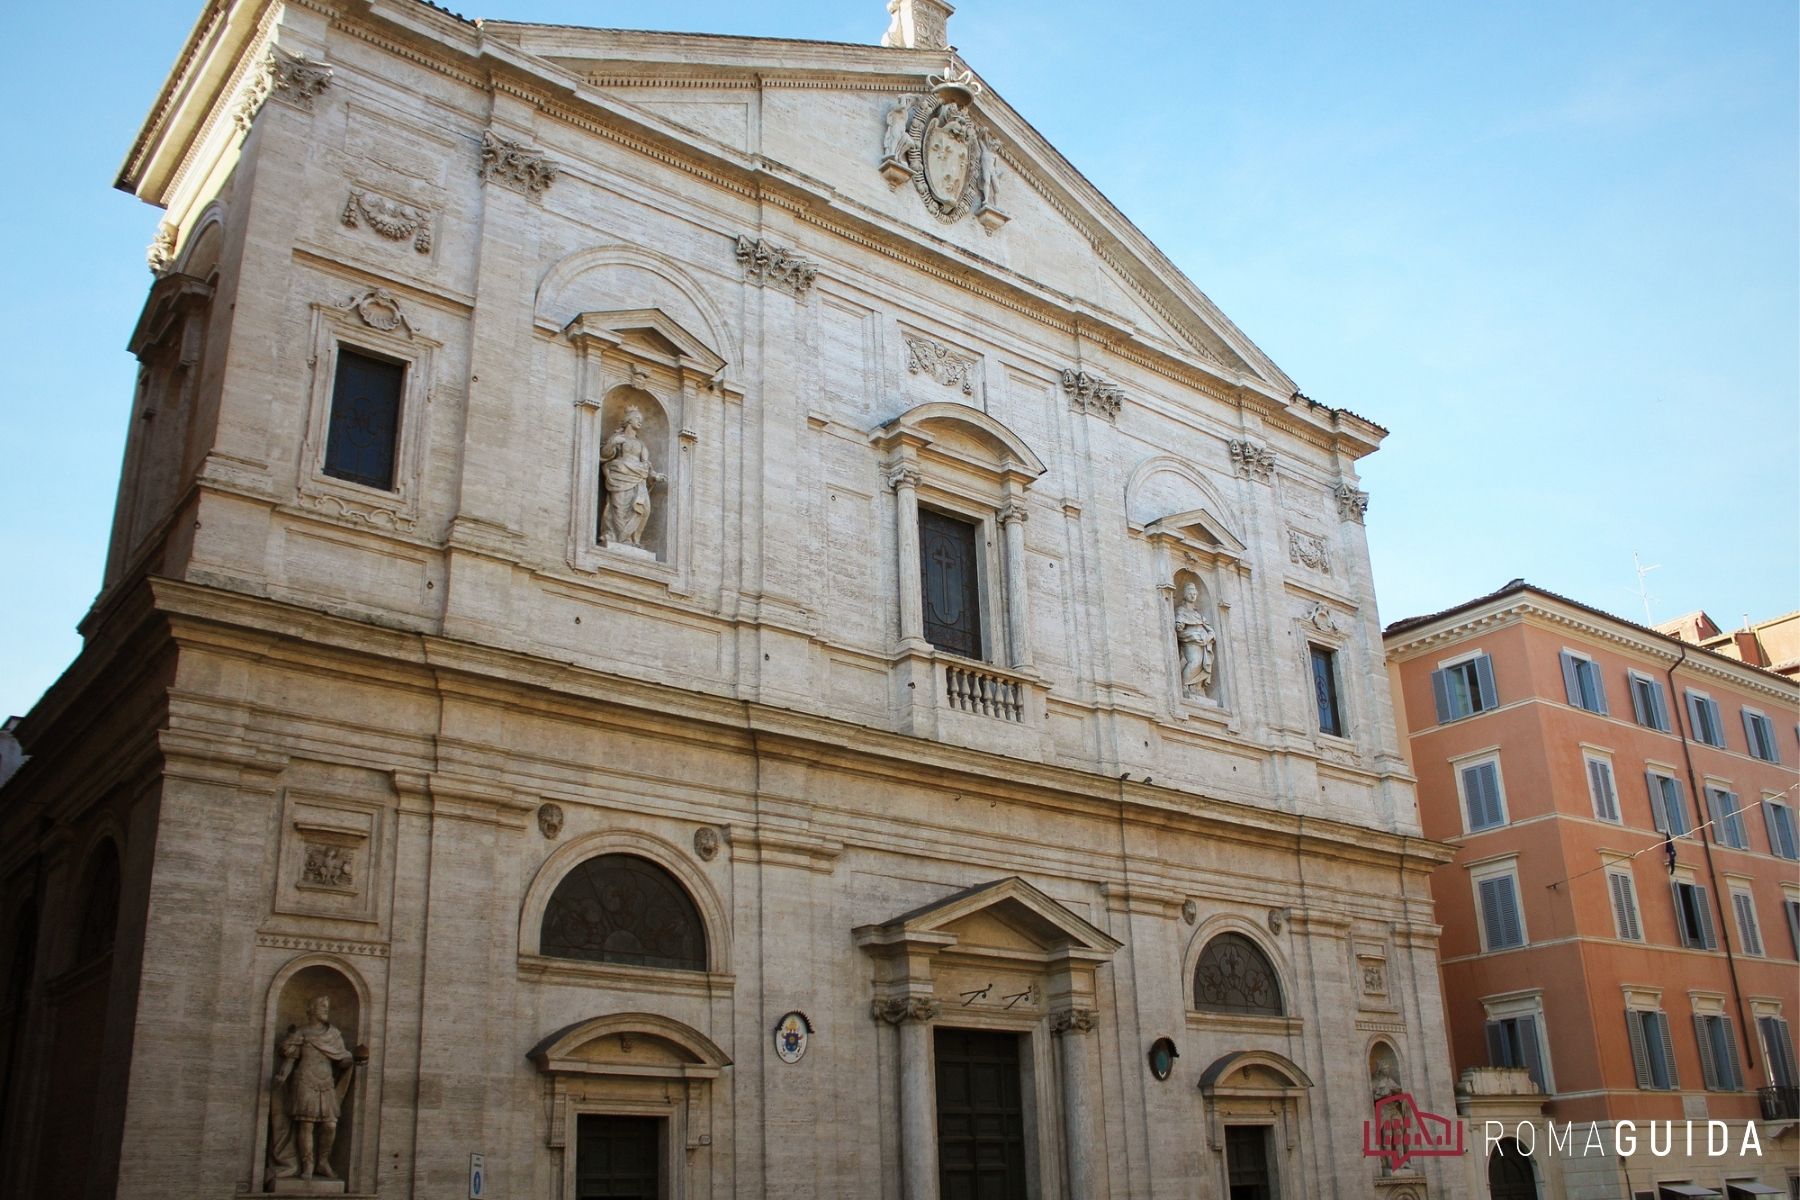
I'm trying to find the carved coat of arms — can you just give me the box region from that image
[880,68,1003,226]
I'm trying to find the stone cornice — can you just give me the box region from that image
[130,577,1453,872]
[1385,596,1798,704]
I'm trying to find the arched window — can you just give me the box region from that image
[75,841,121,964]
[540,854,706,971]
[1193,933,1282,1015]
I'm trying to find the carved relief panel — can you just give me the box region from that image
[274,792,382,926]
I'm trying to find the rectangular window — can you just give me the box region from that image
[1706,787,1748,849]
[1744,709,1781,763]
[1694,1013,1744,1091]
[1476,871,1526,951]
[1310,645,1344,737]
[1608,870,1643,941]
[1460,759,1507,832]
[1686,690,1725,747]
[323,347,405,491]
[918,509,984,659]
[1731,891,1764,956]
[1586,756,1620,822]
[1647,771,1689,836]
[1431,653,1498,723]
[1787,898,1800,958]
[1485,1013,1548,1091]
[1629,671,1670,731]
[1764,801,1800,860]
[1626,1008,1679,1089]
[1672,880,1718,949]
[1757,1015,1797,1088]
[1560,650,1608,714]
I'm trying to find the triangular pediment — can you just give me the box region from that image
[563,307,727,378]
[854,876,1122,962]
[1146,507,1247,558]
[476,23,1291,393]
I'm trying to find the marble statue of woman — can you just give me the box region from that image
[1174,582,1216,699]
[599,405,665,549]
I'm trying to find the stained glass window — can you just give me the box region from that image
[541,854,706,971]
[1193,932,1282,1016]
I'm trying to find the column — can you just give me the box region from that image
[1052,1007,1102,1199]
[998,497,1033,669]
[889,465,925,645]
[875,996,941,1200]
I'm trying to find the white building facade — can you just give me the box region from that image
[0,2,1465,1198]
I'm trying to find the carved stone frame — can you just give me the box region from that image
[565,309,735,596]
[1142,507,1249,725]
[297,293,437,534]
[1197,1050,1313,1196]
[529,1013,730,1200]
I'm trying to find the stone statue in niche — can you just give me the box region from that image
[268,995,367,1185]
[1370,1045,1403,1100]
[1174,581,1217,701]
[599,405,665,552]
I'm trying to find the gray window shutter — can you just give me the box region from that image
[1588,663,1609,714]
[1765,1017,1797,1088]
[1647,771,1669,833]
[1560,651,1582,706]
[1497,874,1522,947]
[1655,1012,1680,1088]
[1630,675,1649,725]
[1695,885,1717,949]
[1518,1014,1546,1091]
[1733,892,1762,955]
[1706,788,1725,840]
[1609,873,1639,940]
[1686,691,1702,738]
[1486,1020,1506,1066]
[1720,1016,1742,1090]
[1480,878,1505,948]
[1744,710,1762,757]
[1651,684,1668,730]
[1694,1013,1720,1089]
[1672,882,1696,948]
[1626,1010,1652,1087]
[1474,654,1497,710]
[1764,801,1784,857]
[1587,760,1617,820]
[1788,899,1800,957]
[1431,668,1453,723]
[1666,777,1688,835]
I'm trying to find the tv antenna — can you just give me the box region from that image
[1632,551,1659,625]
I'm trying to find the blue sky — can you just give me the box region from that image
[2,1,1795,717]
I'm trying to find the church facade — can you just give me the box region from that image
[0,2,1464,1197]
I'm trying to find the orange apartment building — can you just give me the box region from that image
[1385,581,1800,1200]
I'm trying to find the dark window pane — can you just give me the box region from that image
[541,854,706,971]
[1193,933,1284,1015]
[324,348,404,490]
[1310,645,1343,736]
[920,509,983,659]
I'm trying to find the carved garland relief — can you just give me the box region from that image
[342,189,432,254]
[1287,528,1330,575]
[905,335,976,395]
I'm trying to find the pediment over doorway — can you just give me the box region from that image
[854,876,1121,964]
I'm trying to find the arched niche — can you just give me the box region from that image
[71,837,122,969]
[174,203,227,283]
[596,383,673,559]
[519,829,732,988]
[563,308,735,591]
[256,958,372,1193]
[1171,568,1225,706]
